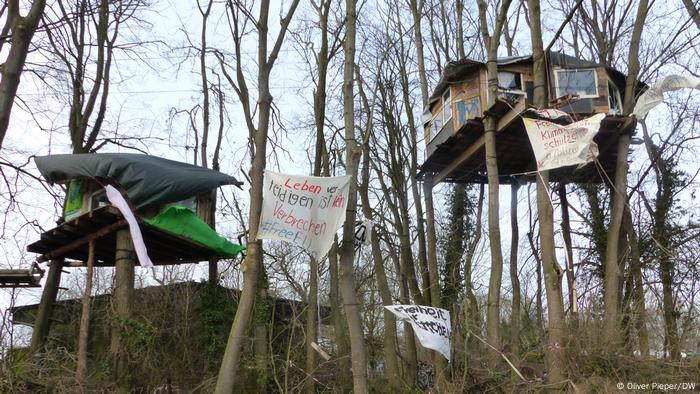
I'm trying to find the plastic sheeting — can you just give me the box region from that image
[35,153,243,209]
[633,75,700,118]
[143,206,244,258]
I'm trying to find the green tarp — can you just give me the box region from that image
[143,206,245,258]
[35,153,243,209]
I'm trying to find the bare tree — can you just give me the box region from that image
[476,0,513,368]
[602,0,650,350]
[528,0,568,385]
[215,0,301,391]
[337,0,369,391]
[0,0,46,149]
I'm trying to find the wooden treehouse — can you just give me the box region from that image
[23,153,244,358]
[418,51,639,184]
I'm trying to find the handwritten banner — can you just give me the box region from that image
[257,171,350,259]
[385,305,451,361]
[523,113,605,171]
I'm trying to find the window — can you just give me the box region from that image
[498,71,523,91]
[443,90,452,122]
[431,115,443,137]
[425,90,451,143]
[608,80,622,115]
[89,190,109,210]
[555,69,598,98]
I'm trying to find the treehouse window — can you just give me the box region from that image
[443,90,452,122]
[555,69,598,98]
[608,80,622,115]
[498,71,523,91]
[425,90,452,142]
[89,190,110,210]
[430,114,443,137]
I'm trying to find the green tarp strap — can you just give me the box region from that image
[142,206,245,258]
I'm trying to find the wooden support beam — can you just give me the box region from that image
[497,99,527,132]
[434,135,485,184]
[434,99,527,185]
[36,219,127,263]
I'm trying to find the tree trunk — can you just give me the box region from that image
[195,0,219,284]
[623,208,649,357]
[483,116,504,369]
[423,176,448,382]
[465,184,484,367]
[367,229,401,389]
[304,1,334,388]
[509,182,521,360]
[393,7,430,303]
[197,190,219,283]
[603,0,649,349]
[529,0,568,386]
[602,134,630,348]
[536,174,568,388]
[305,256,319,393]
[112,229,135,394]
[0,0,46,149]
[329,241,353,390]
[527,231,545,342]
[476,0,512,368]
[408,0,428,106]
[338,0,367,391]
[391,249,418,385]
[358,93,401,389]
[558,184,578,325]
[215,0,300,390]
[30,258,64,353]
[76,241,95,388]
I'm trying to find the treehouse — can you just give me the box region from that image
[418,51,639,184]
[23,153,245,364]
[28,153,245,266]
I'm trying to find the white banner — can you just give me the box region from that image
[523,113,605,171]
[634,75,700,118]
[105,185,154,268]
[258,171,350,259]
[385,305,451,361]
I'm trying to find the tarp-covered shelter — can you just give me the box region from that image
[28,153,245,266]
[23,153,246,380]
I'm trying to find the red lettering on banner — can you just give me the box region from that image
[284,177,322,194]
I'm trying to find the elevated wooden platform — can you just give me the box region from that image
[27,206,224,267]
[0,263,44,288]
[418,101,635,184]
